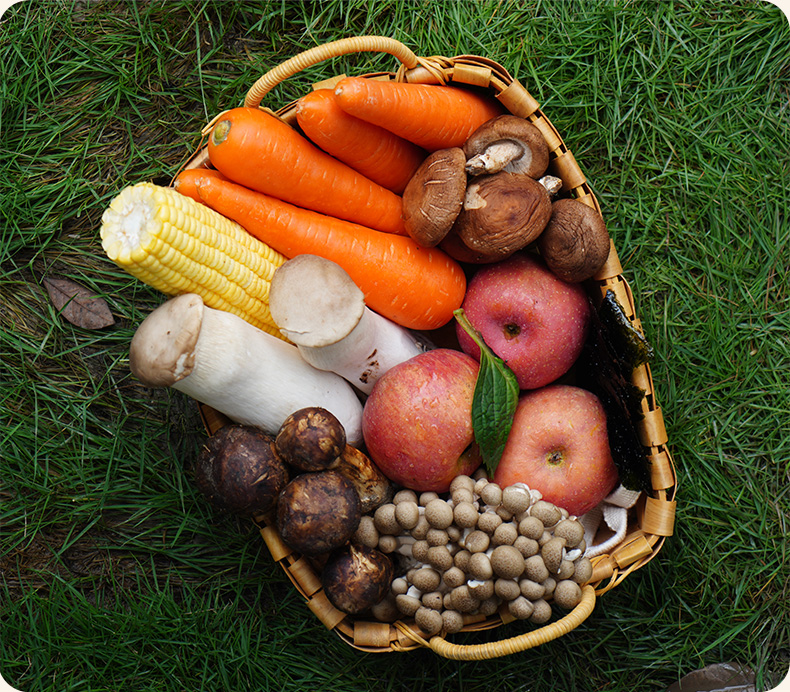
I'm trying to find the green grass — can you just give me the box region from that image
[1,1,789,690]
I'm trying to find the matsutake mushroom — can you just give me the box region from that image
[268,254,428,394]
[275,406,346,472]
[321,543,394,615]
[276,470,362,556]
[129,293,364,445]
[194,424,289,515]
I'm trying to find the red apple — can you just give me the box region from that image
[362,349,481,492]
[456,252,590,390]
[493,384,618,516]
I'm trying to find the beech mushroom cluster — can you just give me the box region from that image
[402,114,612,282]
[351,472,593,636]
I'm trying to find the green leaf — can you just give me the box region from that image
[454,309,520,477]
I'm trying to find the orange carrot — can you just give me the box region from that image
[333,77,505,151]
[207,107,408,236]
[296,89,427,194]
[172,167,228,202]
[191,172,466,331]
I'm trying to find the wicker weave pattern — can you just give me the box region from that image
[191,36,677,659]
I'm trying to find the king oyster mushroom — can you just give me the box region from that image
[268,254,428,394]
[128,293,364,445]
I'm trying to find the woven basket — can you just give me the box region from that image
[185,36,678,660]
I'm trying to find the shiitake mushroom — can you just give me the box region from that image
[194,425,289,515]
[322,543,394,614]
[453,172,552,260]
[537,197,611,283]
[276,470,362,556]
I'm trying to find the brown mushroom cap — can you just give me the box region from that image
[129,293,204,387]
[321,543,394,614]
[463,115,550,179]
[276,470,362,556]
[439,230,506,265]
[402,147,467,247]
[275,406,345,472]
[553,579,583,610]
[194,424,289,515]
[453,172,552,259]
[537,197,611,283]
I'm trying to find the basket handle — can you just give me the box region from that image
[244,35,421,108]
[397,585,596,660]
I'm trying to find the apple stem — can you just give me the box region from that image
[453,308,495,360]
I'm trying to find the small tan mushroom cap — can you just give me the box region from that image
[403,147,467,247]
[538,197,611,283]
[129,293,204,387]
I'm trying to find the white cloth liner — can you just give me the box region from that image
[578,484,642,558]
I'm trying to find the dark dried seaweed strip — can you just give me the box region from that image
[575,290,653,492]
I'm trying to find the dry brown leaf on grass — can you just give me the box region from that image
[43,276,115,329]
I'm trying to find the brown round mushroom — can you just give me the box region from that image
[454,172,552,259]
[552,579,583,610]
[276,470,361,556]
[537,197,611,283]
[442,609,465,634]
[529,599,552,624]
[573,557,594,585]
[322,543,394,614]
[194,425,289,515]
[275,407,345,472]
[463,115,550,179]
[541,536,567,574]
[508,595,535,620]
[402,147,467,247]
[490,545,526,580]
[415,606,444,636]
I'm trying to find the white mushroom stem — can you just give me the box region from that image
[301,307,429,395]
[406,585,423,600]
[395,535,417,556]
[129,293,364,445]
[269,254,429,394]
[465,140,525,176]
[539,174,564,197]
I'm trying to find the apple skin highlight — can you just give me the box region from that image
[456,252,591,390]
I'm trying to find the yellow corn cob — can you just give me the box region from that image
[100,182,287,339]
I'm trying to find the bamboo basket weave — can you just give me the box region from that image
[186,36,678,660]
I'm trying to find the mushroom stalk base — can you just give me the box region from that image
[297,307,429,394]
